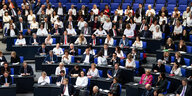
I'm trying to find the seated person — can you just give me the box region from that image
[140,26,152,38]
[125,54,136,68]
[164,38,175,51]
[109,77,120,96]
[19,61,34,76]
[0,71,12,86]
[131,48,140,60]
[75,70,88,88]
[55,62,66,76]
[66,24,77,36]
[178,40,186,52]
[132,36,143,48]
[83,45,95,55]
[107,63,121,79]
[92,86,101,96]
[45,34,53,45]
[87,63,100,78]
[139,70,153,85]
[60,78,76,96]
[152,59,165,73]
[110,53,120,66]
[69,43,77,56]
[93,27,107,37]
[162,51,171,64]
[81,23,92,35]
[115,46,124,59]
[1,63,10,74]
[51,24,62,35]
[152,26,162,39]
[97,51,107,66]
[175,79,192,96]
[74,34,87,45]
[29,33,40,45]
[10,51,20,64]
[89,34,98,46]
[153,73,168,96]
[173,21,182,40]
[170,63,182,76]
[124,24,134,38]
[70,65,82,78]
[15,34,26,46]
[53,43,64,56]
[104,34,114,46]
[7,24,18,37]
[56,70,68,84]
[174,52,184,65]
[44,50,58,64]
[142,84,154,96]
[119,35,129,48]
[61,50,72,64]
[36,23,48,36]
[38,71,50,85]
[79,48,94,64]
[37,43,49,56]
[60,31,70,45]
[100,44,112,58]
[0,51,7,65]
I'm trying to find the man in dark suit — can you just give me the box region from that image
[60,78,76,96]
[51,24,62,35]
[142,84,154,96]
[19,61,34,76]
[152,59,165,73]
[110,53,120,66]
[100,44,113,58]
[55,2,66,19]
[89,16,101,32]
[92,86,101,96]
[160,20,170,40]
[107,63,122,80]
[111,11,120,25]
[69,43,78,56]
[119,35,129,47]
[140,26,152,38]
[39,10,47,23]
[109,77,120,96]
[29,33,40,45]
[79,48,94,64]
[175,79,192,96]
[0,51,7,64]
[109,25,119,37]
[65,16,76,30]
[60,31,71,45]
[87,10,95,22]
[34,0,42,14]
[147,14,157,26]
[131,48,140,60]
[0,71,12,85]
[81,23,92,35]
[8,5,17,22]
[89,34,98,46]
[44,50,58,64]
[56,70,69,83]
[37,43,49,56]
[17,10,26,21]
[136,4,145,18]
[42,17,52,32]
[116,19,125,35]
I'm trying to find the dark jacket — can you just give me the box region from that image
[175,57,185,65]
[89,38,99,46]
[109,29,120,37]
[19,65,34,75]
[164,44,175,50]
[152,64,165,73]
[176,85,192,96]
[155,79,168,93]
[0,75,12,85]
[1,67,10,75]
[10,56,20,63]
[56,75,69,83]
[69,47,78,56]
[44,54,58,63]
[140,30,152,38]
[0,56,7,63]
[80,54,94,63]
[7,29,18,36]
[81,27,92,35]
[60,35,71,44]
[109,83,120,96]
[136,8,145,17]
[60,84,76,95]
[51,28,62,35]
[29,37,40,45]
[15,21,27,31]
[110,57,120,66]
[37,47,49,55]
[142,89,154,96]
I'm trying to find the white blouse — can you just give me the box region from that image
[104,38,114,46]
[51,15,59,24]
[124,29,134,37]
[3,15,11,23]
[146,9,156,17]
[53,47,64,56]
[132,41,143,48]
[103,21,112,31]
[159,16,167,25]
[45,38,53,45]
[77,21,87,30]
[116,9,123,16]
[36,28,48,36]
[125,59,136,68]
[74,38,87,45]
[87,68,100,77]
[124,9,133,16]
[115,50,124,58]
[153,31,162,39]
[38,76,50,85]
[30,22,39,29]
[134,17,141,24]
[61,55,72,64]
[75,76,88,87]
[93,29,107,36]
[173,25,183,34]
[97,56,107,66]
[15,38,26,46]
[54,21,63,28]
[66,28,77,36]
[68,8,76,16]
[98,15,107,23]
[27,14,36,24]
[170,67,182,76]
[46,8,54,15]
[55,66,66,75]
[149,24,160,32]
[83,50,95,55]
[92,8,99,15]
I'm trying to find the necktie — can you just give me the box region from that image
[114,29,117,36]
[63,85,66,94]
[85,28,87,34]
[64,36,67,44]
[24,68,27,74]
[150,18,153,25]
[181,86,186,96]
[93,40,96,45]
[5,78,7,83]
[56,30,58,34]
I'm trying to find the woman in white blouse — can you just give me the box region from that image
[98,12,107,24]
[126,53,136,68]
[115,46,124,59]
[92,4,99,15]
[116,5,123,16]
[30,18,39,30]
[103,18,112,31]
[132,36,143,48]
[170,63,182,76]
[74,34,87,45]
[97,51,107,66]
[159,13,167,25]
[149,20,160,33]
[15,34,26,46]
[87,63,100,78]
[61,50,72,64]
[38,71,50,85]
[77,18,87,31]
[45,34,53,45]
[3,11,11,23]
[124,24,134,38]
[27,10,36,24]
[36,24,48,36]
[124,5,133,17]
[172,7,180,18]
[76,70,88,88]
[46,4,53,16]
[54,17,63,28]
[173,21,183,39]
[53,43,64,56]
[55,62,66,76]
[182,7,191,26]
[51,11,59,24]
[130,19,136,31]
[146,5,155,17]
[93,27,107,36]
[104,34,114,46]
[83,45,95,55]
[153,26,162,39]
[66,24,77,36]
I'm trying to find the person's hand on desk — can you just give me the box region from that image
[107,73,112,78]
[126,66,134,69]
[40,53,46,56]
[154,70,158,73]
[77,60,80,63]
[4,83,9,86]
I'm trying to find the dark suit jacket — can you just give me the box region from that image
[60,35,71,44]
[55,7,66,15]
[65,21,76,29]
[111,15,120,22]
[10,56,20,63]
[158,10,168,17]
[1,67,10,75]
[7,1,18,9]
[60,84,75,95]
[89,38,99,46]
[165,44,175,50]
[37,47,49,55]
[175,57,185,65]
[56,75,69,82]
[100,48,113,57]
[136,8,145,17]
[91,91,102,96]
[160,24,170,36]
[147,17,157,25]
[15,21,27,31]
[69,47,78,56]
[29,37,40,45]
[19,65,34,75]
[0,56,7,63]
[7,29,18,36]
[176,85,192,96]
[0,75,12,85]
[152,64,165,73]
[155,79,168,93]
[119,39,129,47]
[162,56,171,64]
[44,55,58,63]
[51,28,62,35]
[141,89,154,96]
[80,54,94,63]
[81,27,92,35]
[89,21,101,29]
[42,22,52,30]
[140,30,152,38]
[109,83,120,96]
[109,29,120,36]
[110,57,120,66]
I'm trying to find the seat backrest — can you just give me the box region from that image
[49,76,52,84]
[181,68,186,77]
[135,60,140,69]
[110,3,119,11]
[52,38,56,44]
[113,39,117,46]
[168,0,177,4]
[156,0,166,4]
[113,0,122,3]
[165,65,171,73]
[10,68,14,75]
[135,0,143,4]
[94,58,98,64]
[20,56,24,63]
[142,42,147,49]
[92,0,100,3]
[187,46,192,53]
[124,0,133,3]
[99,70,103,77]
[103,0,111,3]
[163,81,171,94]
[78,49,81,55]
[120,59,125,66]
[71,0,79,3]
[184,58,190,66]
[146,0,154,4]
[71,56,75,63]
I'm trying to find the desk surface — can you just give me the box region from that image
[0,84,16,89]
[33,84,60,88]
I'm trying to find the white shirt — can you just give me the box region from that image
[87,68,100,77]
[124,28,134,37]
[124,9,133,16]
[173,25,183,34]
[61,55,72,64]
[93,29,107,36]
[75,76,88,87]
[55,66,66,75]
[115,50,124,58]
[0,9,7,17]
[149,24,160,32]
[182,11,191,19]
[126,59,136,68]
[74,38,87,45]
[153,30,162,39]
[68,8,76,16]
[98,56,107,66]
[83,50,95,55]
[30,22,39,29]
[46,8,54,15]
[84,55,90,63]
[98,15,107,23]
[38,76,50,85]
[104,49,108,56]
[36,28,48,36]
[57,7,64,15]
[187,17,192,27]
[130,23,136,31]
[170,67,182,76]
[51,15,59,24]
[132,41,143,48]
[54,21,63,28]
[63,84,69,96]
[146,9,156,17]
[116,9,123,15]
[92,8,99,15]
[53,47,64,56]
[10,29,16,37]
[66,28,77,36]
[105,38,114,46]
[27,14,36,24]
[159,16,167,25]
[77,21,86,30]
[45,38,53,45]
[134,17,141,24]
[103,21,112,31]
[15,38,26,45]
[3,15,11,23]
